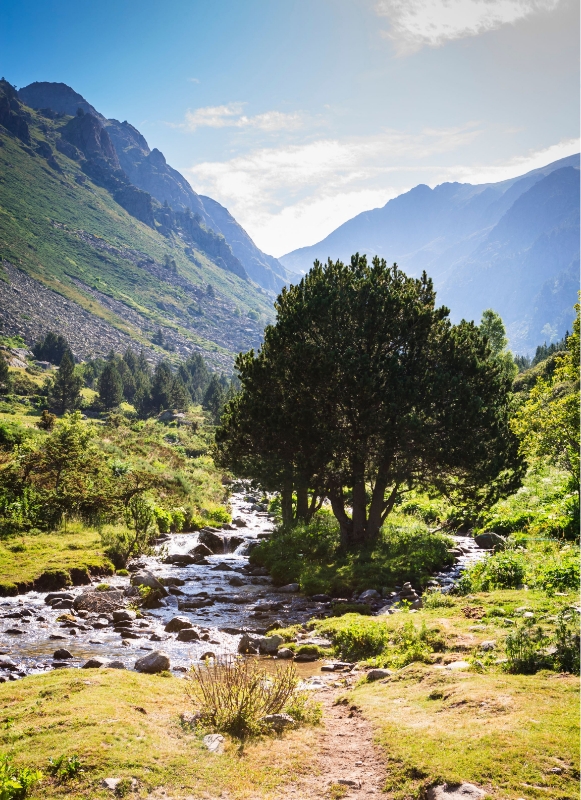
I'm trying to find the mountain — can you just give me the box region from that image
[18,82,293,294]
[280,156,580,353]
[0,79,273,369]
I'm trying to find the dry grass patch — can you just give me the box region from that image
[0,668,317,799]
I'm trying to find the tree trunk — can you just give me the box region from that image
[366,462,391,540]
[296,484,309,522]
[350,472,368,544]
[281,472,294,527]
[328,484,353,548]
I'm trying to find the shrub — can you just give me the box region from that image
[422,590,455,609]
[187,656,299,739]
[552,610,580,674]
[503,620,549,674]
[283,691,322,725]
[203,506,231,525]
[533,556,579,592]
[332,602,372,616]
[153,507,172,534]
[46,754,82,782]
[0,754,42,799]
[36,410,56,431]
[461,551,527,592]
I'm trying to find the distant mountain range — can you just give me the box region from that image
[280,156,580,353]
[18,82,293,294]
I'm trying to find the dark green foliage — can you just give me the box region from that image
[0,352,11,393]
[32,332,70,365]
[48,351,82,414]
[98,362,123,410]
[178,353,210,403]
[203,373,225,422]
[249,513,454,596]
[10,372,38,397]
[217,255,524,544]
[0,419,28,449]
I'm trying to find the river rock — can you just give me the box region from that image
[258,634,284,654]
[224,535,245,551]
[130,571,168,594]
[82,657,111,668]
[45,592,74,604]
[164,554,198,566]
[479,640,496,651]
[474,532,506,551]
[238,632,259,654]
[260,713,296,732]
[359,589,381,602]
[53,649,73,660]
[112,610,136,622]
[232,517,247,527]
[203,733,224,754]
[228,575,246,587]
[278,583,300,593]
[276,648,295,659]
[0,656,17,670]
[108,661,126,669]
[134,650,170,673]
[427,784,486,800]
[198,530,224,554]
[177,628,200,642]
[164,616,193,632]
[73,590,125,614]
[189,543,213,558]
[366,668,393,681]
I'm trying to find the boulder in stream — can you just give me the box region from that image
[73,590,125,614]
[189,543,213,558]
[134,650,171,673]
[130,571,168,595]
[164,616,193,632]
[474,532,506,551]
[198,530,224,554]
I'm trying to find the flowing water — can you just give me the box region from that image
[0,492,487,680]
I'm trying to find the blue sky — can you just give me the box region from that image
[1,0,579,255]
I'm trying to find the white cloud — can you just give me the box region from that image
[187,77,200,84]
[182,103,303,132]
[184,125,481,255]
[376,0,563,54]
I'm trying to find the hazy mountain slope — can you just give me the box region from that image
[0,80,271,369]
[18,81,293,293]
[280,155,580,352]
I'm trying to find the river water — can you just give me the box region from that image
[0,491,486,680]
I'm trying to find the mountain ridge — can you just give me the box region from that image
[280,155,580,352]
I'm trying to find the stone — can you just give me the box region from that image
[337,779,361,789]
[228,575,246,587]
[474,532,506,551]
[160,577,186,587]
[176,628,200,642]
[180,710,202,725]
[258,634,284,655]
[82,657,111,668]
[523,611,535,619]
[479,640,496,651]
[237,633,259,654]
[5,629,24,635]
[164,616,193,632]
[411,598,424,610]
[427,784,486,800]
[260,713,296,732]
[278,583,300,593]
[101,777,138,792]
[310,594,331,602]
[73,590,125,614]
[164,553,198,566]
[0,656,17,670]
[232,517,247,527]
[108,661,126,669]
[203,733,224,754]
[367,668,393,681]
[130,571,167,594]
[134,650,170,673]
[53,649,73,660]
[276,648,295,659]
[445,661,471,671]
[359,589,381,602]
[212,562,234,571]
[112,610,136,622]
[44,592,74,604]
[198,530,224,554]
[189,543,213,558]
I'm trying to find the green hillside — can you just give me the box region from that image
[0,82,273,369]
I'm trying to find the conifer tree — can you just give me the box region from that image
[49,350,82,414]
[0,351,11,394]
[203,374,225,423]
[98,362,124,410]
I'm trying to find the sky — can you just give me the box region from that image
[1,0,579,257]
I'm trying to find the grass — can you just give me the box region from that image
[0,669,317,799]
[0,524,112,594]
[249,511,455,595]
[355,665,578,800]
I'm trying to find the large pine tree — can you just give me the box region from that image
[49,350,82,414]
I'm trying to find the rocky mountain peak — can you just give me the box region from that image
[18,81,104,120]
[61,112,120,170]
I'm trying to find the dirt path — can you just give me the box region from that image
[285,686,386,799]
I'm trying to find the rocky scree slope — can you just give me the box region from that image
[18,81,295,294]
[0,79,271,367]
[281,155,580,354]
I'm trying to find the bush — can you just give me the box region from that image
[250,514,454,595]
[461,551,527,592]
[153,507,172,534]
[46,754,82,782]
[332,602,372,616]
[504,620,550,674]
[534,558,580,592]
[422,590,455,609]
[553,610,580,674]
[0,754,42,799]
[187,657,299,739]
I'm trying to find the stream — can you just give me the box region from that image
[0,491,487,681]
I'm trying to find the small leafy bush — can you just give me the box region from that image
[460,551,527,592]
[422,590,455,609]
[503,620,549,674]
[283,691,322,725]
[187,656,299,739]
[0,755,42,800]
[153,507,172,534]
[332,602,372,616]
[552,610,580,674]
[533,557,579,592]
[46,753,82,782]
